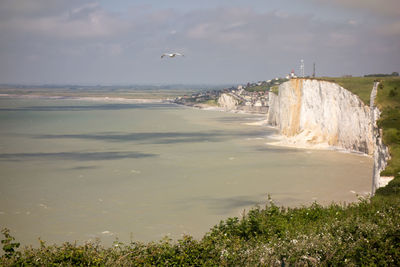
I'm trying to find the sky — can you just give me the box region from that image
[0,0,399,85]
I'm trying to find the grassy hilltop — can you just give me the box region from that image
[1,77,400,266]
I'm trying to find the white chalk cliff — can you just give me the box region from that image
[267,79,391,193]
[267,79,373,153]
[218,93,240,111]
[218,93,268,114]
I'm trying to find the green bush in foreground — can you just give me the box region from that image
[2,195,400,266]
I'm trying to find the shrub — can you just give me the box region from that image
[1,195,400,266]
[1,229,20,259]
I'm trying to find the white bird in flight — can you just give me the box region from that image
[161,52,184,58]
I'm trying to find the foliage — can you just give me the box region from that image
[245,83,269,92]
[1,229,20,259]
[245,79,288,92]
[376,79,400,178]
[376,177,400,196]
[2,194,400,266]
[389,88,398,97]
[270,85,279,94]
[364,72,399,77]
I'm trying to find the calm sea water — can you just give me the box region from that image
[0,96,372,246]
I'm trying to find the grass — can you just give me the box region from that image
[377,78,400,178]
[376,78,400,109]
[320,76,400,106]
[246,84,269,92]
[379,106,400,177]
[1,76,400,266]
[270,85,279,94]
[319,76,377,105]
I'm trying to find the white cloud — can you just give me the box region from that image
[187,23,211,39]
[308,0,400,17]
[0,1,399,84]
[306,0,400,40]
[0,2,130,39]
[347,19,357,26]
[378,20,400,36]
[326,33,357,47]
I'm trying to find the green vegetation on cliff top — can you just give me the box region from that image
[322,76,378,105]
[1,77,400,266]
[322,76,400,107]
[374,78,400,191]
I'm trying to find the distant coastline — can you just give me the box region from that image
[0,93,165,104]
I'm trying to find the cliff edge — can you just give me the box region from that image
[370,81,391,194]
[267,79,373,154]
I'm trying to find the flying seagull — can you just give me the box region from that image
[161,52,184,58]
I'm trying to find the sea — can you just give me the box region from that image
[0,93,372,246]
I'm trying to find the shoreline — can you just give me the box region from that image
[178,101,372,156]
[173,101,269,116]
[265,133,371,157]
[0,93,165,104]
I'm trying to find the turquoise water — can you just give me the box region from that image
[0,96,373,246]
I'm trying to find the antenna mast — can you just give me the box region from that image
[313,62,316,78]
[300,59,305,78]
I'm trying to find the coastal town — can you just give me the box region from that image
[173,76,289,113]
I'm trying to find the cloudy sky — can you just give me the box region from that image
[0,0,399,85]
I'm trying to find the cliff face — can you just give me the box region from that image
[267,79,392,193]
[267,79,373,154]
[218,93,268,114]
[370,82,391,194]
[218,93,239,110]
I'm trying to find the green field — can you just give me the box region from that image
[2,77,400,266]
[320,76,378,105]
[321,76,400,107]
[374,78,400,185]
